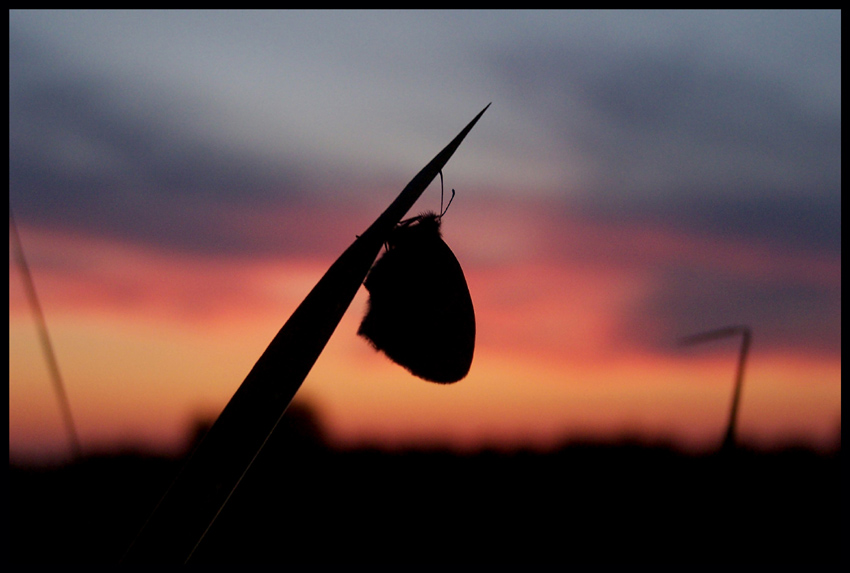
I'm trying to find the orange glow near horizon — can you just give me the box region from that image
[8,207,842,463]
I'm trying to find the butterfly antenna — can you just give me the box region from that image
[440,171,445,214]
[439,171,456,218]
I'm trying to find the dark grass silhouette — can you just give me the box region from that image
[679,326,751,452]
[8,405,842,564]
[121,105,490,563]
[10,207,83,461]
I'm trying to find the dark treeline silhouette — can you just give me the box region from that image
[8,402,841,564]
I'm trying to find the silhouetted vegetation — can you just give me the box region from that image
[114,107,492,564]
[8,402,841,564]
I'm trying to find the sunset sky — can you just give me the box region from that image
[10,10,841,463]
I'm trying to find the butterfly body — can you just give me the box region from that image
[358,212,475,383]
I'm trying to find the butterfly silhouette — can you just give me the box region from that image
[359,173,475,383]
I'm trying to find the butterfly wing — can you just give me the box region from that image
[359,228,475,383]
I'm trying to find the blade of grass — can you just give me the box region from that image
[122,103,490,563]
[679,325,751,452]
[9,207,83,462]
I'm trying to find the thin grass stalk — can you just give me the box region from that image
[679,325,752,452]
[10,207,83,461]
